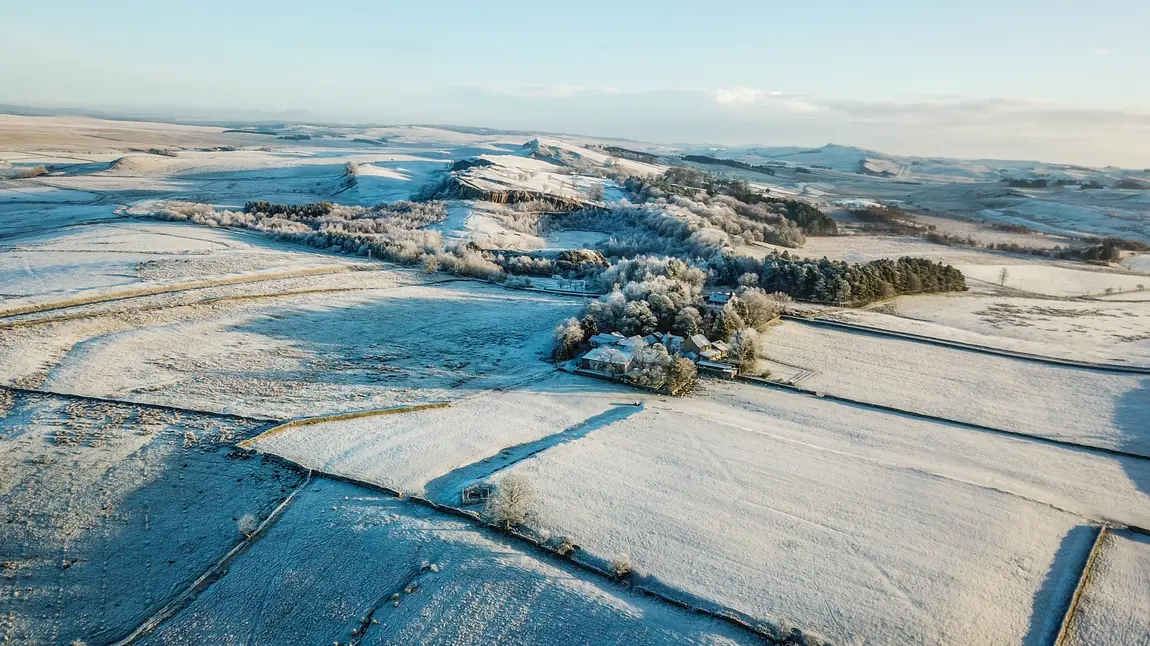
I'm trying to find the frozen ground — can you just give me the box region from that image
[0,220,357,309]
[137,478,760,646]
[1063,529,1150,646]
[3,114,1149,645]
[0,390,302,646]
[956,263,1148,297]
[495,385,1126,646]
[827,293,1150,367]
[1123,253,1150,274]
[247,371,635,495]
[759,321,1150,455]
[2,278,577,419]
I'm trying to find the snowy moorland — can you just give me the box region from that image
[1,114,1148,646]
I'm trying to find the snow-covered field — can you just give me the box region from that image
[1,277,577,418]
[759,321,1150,455]
[495,384,1134,646]
[137,478,759,646]
[1064,529,1150,646]
[3,114,1149,646]
[0,390,302,646]
[0,221,358,309]
[246,372,636,495]
[957,263,1149,297]
[828,293,1150,367]
[1123,253,1150,275]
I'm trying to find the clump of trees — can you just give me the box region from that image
[1006,178,1048,188]
[552,257,790,393]
[626,168,838,236]
[151,200,509,282]
[682,154,777,176]
[751,252,966,304]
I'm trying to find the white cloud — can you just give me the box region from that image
[1091,48,1113,56]
[478,85,621,99]
[714,88,830,113]
[714,87,764,105]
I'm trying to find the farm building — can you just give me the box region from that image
[706,292,732,307]
[580,346,634,374]
[683,334,713,356]
[589,332,625,347]
[617,336,648,352]
[697,360,737,378]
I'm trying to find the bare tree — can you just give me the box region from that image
[998,267,1010,286]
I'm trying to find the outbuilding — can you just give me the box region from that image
[580,346,634,374]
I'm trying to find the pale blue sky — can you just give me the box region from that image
[2,1,1147,165]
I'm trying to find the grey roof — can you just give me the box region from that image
[688,334,711,348]
[617,335,648,349]
[712,341,730,352]
[589,333,623,346]
[583,346,634,365]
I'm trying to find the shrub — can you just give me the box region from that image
[485,474,534,527]
[503,275,533,288]
[237,513,258,537]
[611,552,631,577]
[13,165,48,179]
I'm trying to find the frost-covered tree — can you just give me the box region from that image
[485,474,534,527]
[552,317,584,361]
[728,328,763,373]
[630,344,672,389]
[734,288,785,330]
[672,306,702,337]
[710,303,745,341]
[665,357,698,396]
[618,300,658,337]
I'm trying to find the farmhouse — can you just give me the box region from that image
[589,332,625,347]
[706,292,732,308]
[683,334,712,356]
[580,346,634,374]
[616,335,648,352]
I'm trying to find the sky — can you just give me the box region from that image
[2,0,1147,166]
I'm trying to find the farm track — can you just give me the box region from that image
[782,314,1150,374]
[737,375,1150,462]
